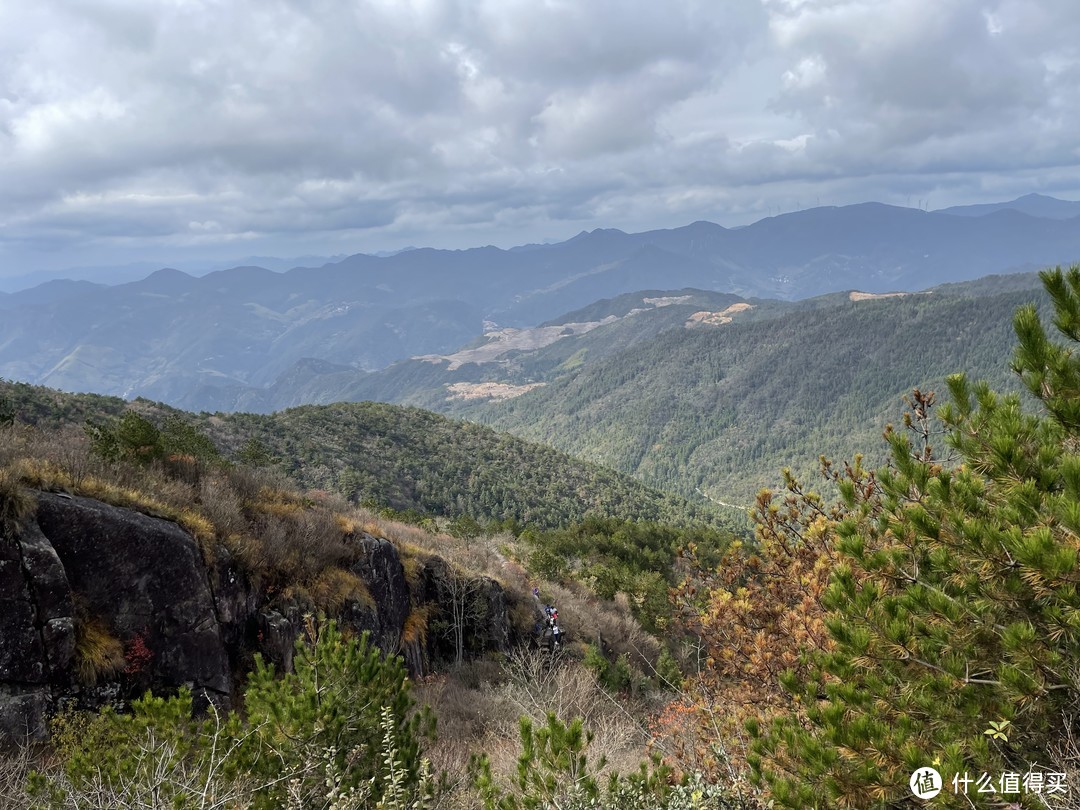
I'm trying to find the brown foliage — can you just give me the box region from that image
[665,456,880,781]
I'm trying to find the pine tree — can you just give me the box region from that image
[748,266,1080,808]
[472,713,672,810]
[239,618,434,807]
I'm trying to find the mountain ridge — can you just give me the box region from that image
[2,197,1078,412]
[0,379,727,532]
[466,279,1045,505]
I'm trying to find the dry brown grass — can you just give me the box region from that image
[0,468,36,536]
[74,616,125,686]
[0,746,36,810]
[0,424,362,606]
[301,568,374,614]
[403,606,431,647]
[8,452,215,549]
[416,652,655,807]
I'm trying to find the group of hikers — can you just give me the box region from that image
[533,587,563,651]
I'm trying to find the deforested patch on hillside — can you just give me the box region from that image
[848,290,910,301]
[416,320,614,369]
[642,294,693,307]
[446,381,546,401]
[684,301,755,326]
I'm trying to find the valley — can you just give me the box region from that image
[1,195,1077,809]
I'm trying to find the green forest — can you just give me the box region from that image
[475,282,1045,505]
[0,382,726,532]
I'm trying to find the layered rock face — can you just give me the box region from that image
[0,490,513,742]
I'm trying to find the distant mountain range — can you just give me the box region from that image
[1,195,1077,411]
[0,254,347,293]
[935,192,1080,219]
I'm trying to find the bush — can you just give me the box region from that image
[473,712,678,810]
[238,618,435,807]
[34,618,436,809]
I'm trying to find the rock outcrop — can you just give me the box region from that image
[350,534,410,646]
[0,490,515,742]
[35,493,232,703]
[0,516,73,741]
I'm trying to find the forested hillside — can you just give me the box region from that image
[472,282,1045,504]
[0,381,723,531]
[0,373,737,809]
[229,288,755,413]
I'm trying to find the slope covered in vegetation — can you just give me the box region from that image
[1,385,733,808]
[473,280,1045,504]
[0,371,745,809]
[0,381,725,531]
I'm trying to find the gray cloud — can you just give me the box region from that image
[0,0,1078,277]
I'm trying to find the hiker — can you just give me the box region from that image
[550,622,561,650]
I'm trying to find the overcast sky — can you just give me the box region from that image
[2,0,1079,280]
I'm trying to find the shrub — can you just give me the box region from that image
[238,618,435,807]
[34,618,436,809]
[655,649,683,691]
[122,632,154,677]
[472,712,671,810]
[85,411,162,463]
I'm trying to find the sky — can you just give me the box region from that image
[2,0,1080,282]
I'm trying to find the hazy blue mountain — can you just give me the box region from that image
[0,263,168,292]
[3,198,1079,409]
[937,193,1080,220]
[0,254,344,293]
[0,279,108,310]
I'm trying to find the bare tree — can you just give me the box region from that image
[442,565,486,670]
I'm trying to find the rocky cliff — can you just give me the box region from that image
[0,490,514,742]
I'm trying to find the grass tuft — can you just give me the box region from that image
[306,568,374,613]
[0,468,36,536]
[74,616,125,686]
[403,606,431,647]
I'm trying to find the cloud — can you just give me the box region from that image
[764,0,1080,169]
[0,0,1078,275]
